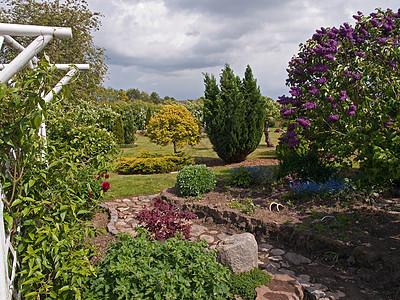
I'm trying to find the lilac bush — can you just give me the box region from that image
[278,8,400,188]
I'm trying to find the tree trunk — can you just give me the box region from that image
[264,118,275,147]
[173,141,177,153]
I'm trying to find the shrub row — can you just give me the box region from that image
[115,150,194,174]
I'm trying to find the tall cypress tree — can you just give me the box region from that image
[203,64,266,163]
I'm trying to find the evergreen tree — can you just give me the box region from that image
[203,64,266,163]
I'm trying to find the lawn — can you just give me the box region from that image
[105,130,281,200]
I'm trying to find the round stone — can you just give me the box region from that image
[190,225,207,237]
[270,248,285,256]
[199,234,214,244]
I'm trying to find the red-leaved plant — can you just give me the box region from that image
[135,198,197,241]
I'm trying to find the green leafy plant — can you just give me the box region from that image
[0,62,108,299]
[85,229,233,299]
[227,197,256,215]
[147,104,201,153]
[176,164,216,197]
[229,167,253,188]
[230,268,272,300]
[230,166,276,189]
[115,150,194,174]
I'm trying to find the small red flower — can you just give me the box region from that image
[97,177,100,180]
[101,182,110,192]
[94,175,96,178]
[101,174,104,178]
[105,174,109,179]
[88,193,93,198]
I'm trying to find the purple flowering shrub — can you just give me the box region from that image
[278,8,400,188]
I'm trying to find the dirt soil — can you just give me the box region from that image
[92,157,400,300]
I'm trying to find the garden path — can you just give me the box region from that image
[100,195,354,300]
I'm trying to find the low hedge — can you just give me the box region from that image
[115,150,194,174]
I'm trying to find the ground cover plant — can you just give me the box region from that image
[230,268,272,300]
[230,165,276,190]
[85,229,233,300]
[278,8,400,189]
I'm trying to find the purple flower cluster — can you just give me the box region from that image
[278,7,400,156]
[296,118,311,128]
[347,105,357,116]
[303,102,317,110]
[350,73,362,83]
[327,115,339,123]
[339,91,347,101]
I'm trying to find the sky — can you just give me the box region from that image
[86,0,399,101]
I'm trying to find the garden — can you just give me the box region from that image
[0,3,399,300]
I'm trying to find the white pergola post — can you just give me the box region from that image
[0,23,88,300]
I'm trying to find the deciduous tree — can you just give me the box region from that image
[147,105,200,153]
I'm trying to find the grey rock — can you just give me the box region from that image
[216,233,258,273]
[258,243,273,252]
[298,274,311,282]
[270,248,285,256]
[280,268,296,277]
[285,252,312,265]
[217,233,231,240]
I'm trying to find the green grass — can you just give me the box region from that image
[106,131,281,199]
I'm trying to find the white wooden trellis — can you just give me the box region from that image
[0,23,89,299]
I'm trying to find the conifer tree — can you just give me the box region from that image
[203,64,266,163]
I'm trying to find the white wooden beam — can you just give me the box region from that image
[0,23,72,39]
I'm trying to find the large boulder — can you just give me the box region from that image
[216,232,258,273]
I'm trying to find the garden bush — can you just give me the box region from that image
[230,268,272,300]
[135,197,197,241]
[278,8,400,189]
[176,164,216,197]
[0,61,110,299]
[115,150,194,174]
[85,229,233,300]
[230,166,276,189]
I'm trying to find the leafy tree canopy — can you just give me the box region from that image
[147,104,200,153]
[0,0,108,101]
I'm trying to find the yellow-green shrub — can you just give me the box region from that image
[115,150,194,174]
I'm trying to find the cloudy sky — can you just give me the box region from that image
[86,0,399,100]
